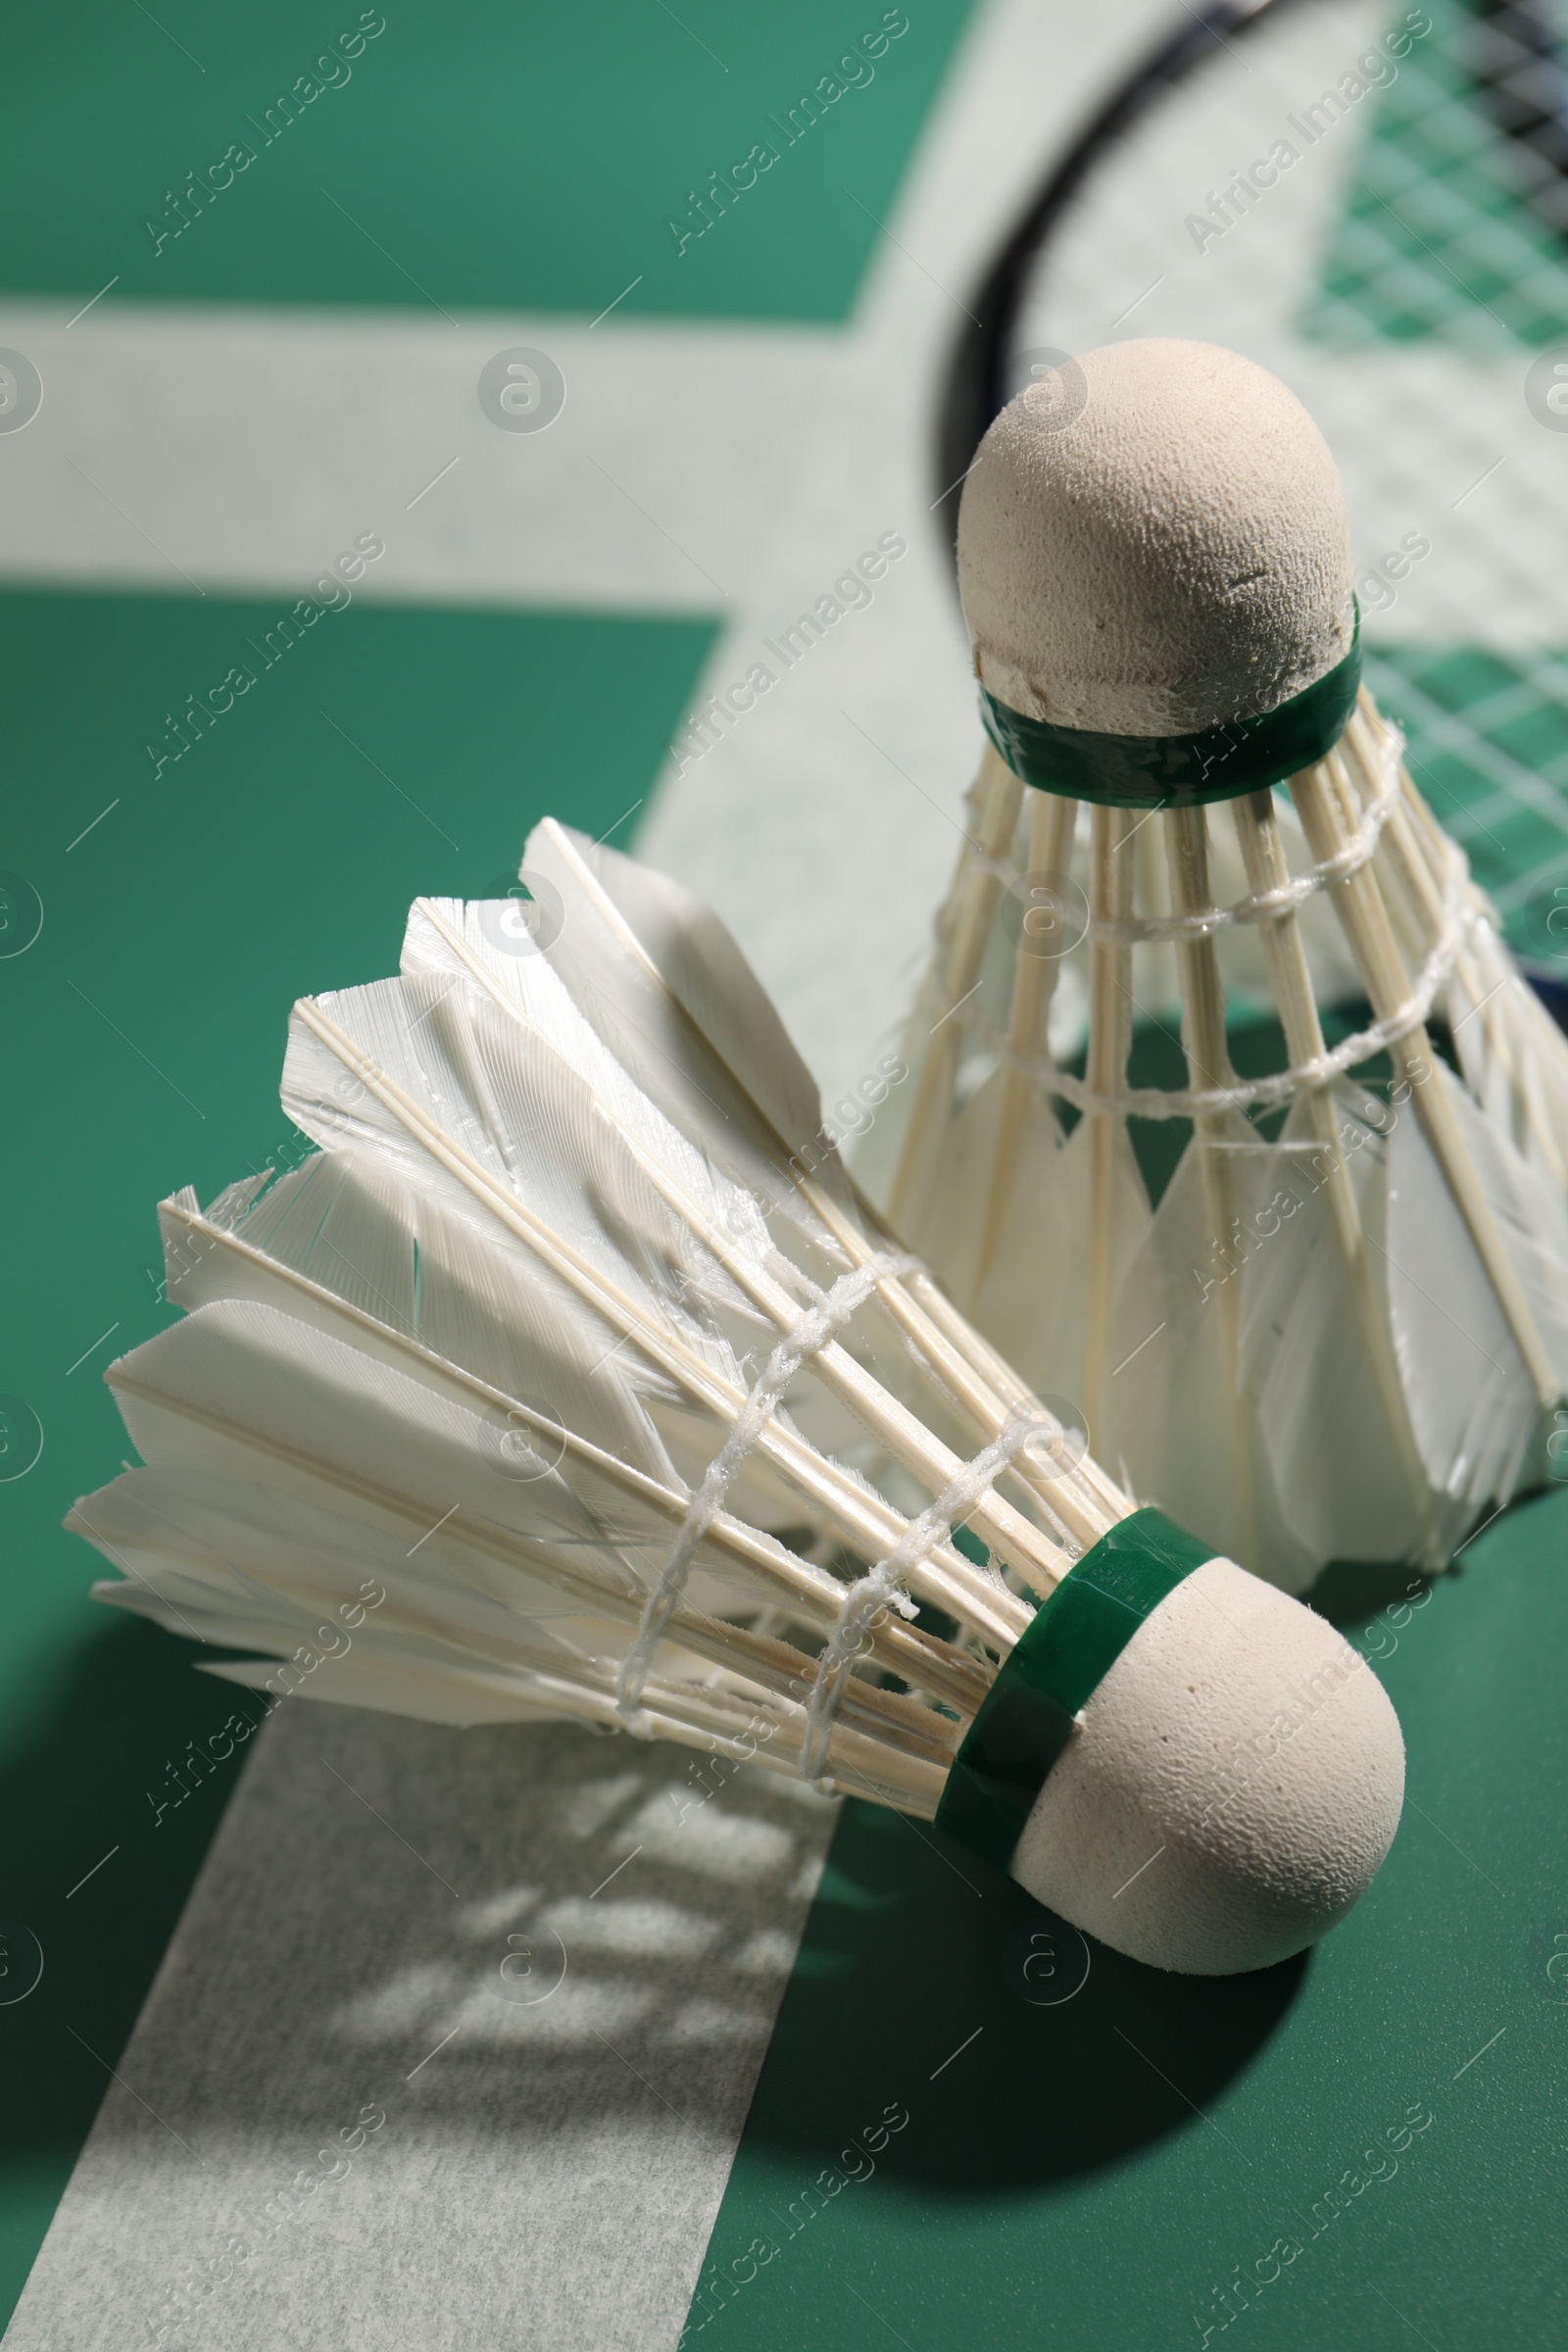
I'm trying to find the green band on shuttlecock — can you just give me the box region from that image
[980,609,1361,811]
[933,1508,1215,1874]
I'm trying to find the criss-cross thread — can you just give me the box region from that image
[970,822,1472,1120]
[948,722,1402,953]
[614,1250,916,1731]
[799,1410,1073,1786]
[942,721,1473,1122]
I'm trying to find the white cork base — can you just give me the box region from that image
[1009,1558,1404,1976]
[956,338,1355,736]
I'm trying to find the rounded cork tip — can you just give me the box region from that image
[1008,1558,1404,1976]
[956,338,1355,739]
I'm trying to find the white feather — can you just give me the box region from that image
[87,856,1102,1805]
[969,1102,1152,1412]
[166,1147,685,1486]
[519,819,844,1217]
[1447,921,1568,1194]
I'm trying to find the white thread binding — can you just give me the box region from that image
[800,1409,1070,1786]
[1001,836,1468,1119]
[943,721,1473,1120]
[615,1250,916,1731]
[949,723,1400,947]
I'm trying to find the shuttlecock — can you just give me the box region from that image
[74,821,1402,1975]
[858,337,1568,1593]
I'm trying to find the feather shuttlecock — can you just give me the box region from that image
[858,338,1568,1592]
[75,821,1401,1975]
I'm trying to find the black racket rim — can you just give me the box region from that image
[932,0,1304,542]
[932,0,1568,541]
[929,0,1568,1033]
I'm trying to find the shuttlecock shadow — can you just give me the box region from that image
[5,1656,855,2169]
[0,1613,264,2193]
[5,1623,1298,2216]
[738,1795,1309,2195]
[1304,1556,1450,1626]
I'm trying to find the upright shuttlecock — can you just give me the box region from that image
[858,338,1568,1592]
[74,821,1402,1975]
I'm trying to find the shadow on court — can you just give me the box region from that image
[734,1793,1309,2196]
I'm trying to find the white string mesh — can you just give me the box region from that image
[982,872,1471,1121]
[614,1249,916,1731]
[957,723,1402,948]
[1094,734,1402,944]
[799,1409,1075,1786]
[947,723,1472,1121]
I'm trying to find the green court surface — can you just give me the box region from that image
[0,0,969,323]
[0,0,983,2322]
[0,587,716,2310]
[5,1,1568,2344]
[690,1491,1568,2352]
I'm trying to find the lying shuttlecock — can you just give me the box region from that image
[74,822,1401,1974]
[858,338,1568,1592]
